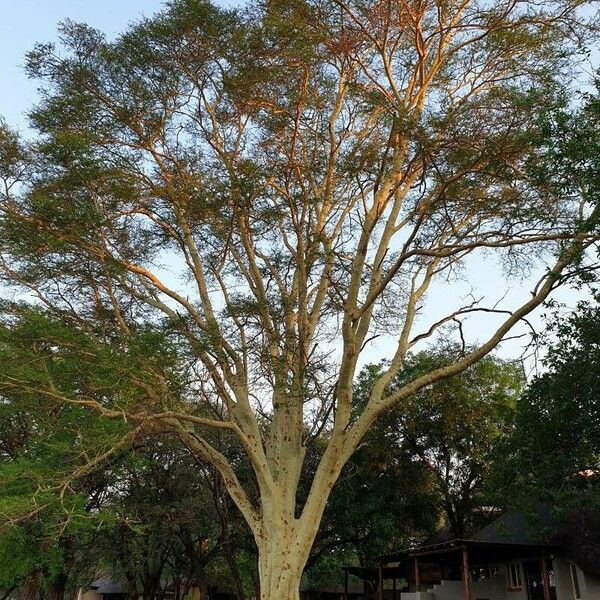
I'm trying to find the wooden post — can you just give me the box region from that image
[392,577,396,600]
[363,573,367,600]
[541,555,551,600]
[344,569,349,600]
[414,557,420,593]
[378,562,384,600]
[461,547,472,600]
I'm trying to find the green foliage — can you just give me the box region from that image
[491,88,600,513]
[529,84,600,223]
[0,303,185,595]
[92,438,222,594]
[498,297,600,505]
[323,445,439,564]
[488,295,600,573]
[0,526,50,589]
[0,120,29,182]
[352,348,524,541]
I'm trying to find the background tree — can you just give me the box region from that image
[1,1,599,599]
[494,297,600,573]
[300,418,437,589]
[94,439,212,600]
[0,309,127,600]
[489,86,600,574]
[0,308,249,600]
[94,436,252,600]
[319,435,438,567]
[389,347,524,538]
[0,403,252,600]
[303,348,522,589]
[500,300,600,503]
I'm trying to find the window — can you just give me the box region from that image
[570,563,581,600]
[471,566,500,581]
[507,563,522,589]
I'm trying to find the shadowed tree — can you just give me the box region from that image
[490,86,600,523]
[389,348,524,538]
[1,1,600,598]
[493,297,600,574]
[94,436,248,600]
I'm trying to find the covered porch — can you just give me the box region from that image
[342,539,557,600]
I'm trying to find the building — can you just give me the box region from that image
[79,578,128,600]
[343,510,600,600]
[78,578,237,600]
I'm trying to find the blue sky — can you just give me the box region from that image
[0,0,240,129]
[1,1,156,127]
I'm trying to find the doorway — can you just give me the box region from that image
[522,560,557,600]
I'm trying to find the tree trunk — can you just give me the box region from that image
[18,575,40,600]
[223,544,246,600]
[127,580,138,600]
[249,433,347,600]
[255,524,312,600]
[0,585,17,600]
[142,584,158,600]
[191,564,209,600]
[49,574,68,600]
[257,552,303,600]
[172,578,181,600]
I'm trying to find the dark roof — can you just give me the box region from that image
[378,506,558,564]
[472,506,555,546]
[90,579,128,595]
[380,537,554,564]
[342,505,598,580]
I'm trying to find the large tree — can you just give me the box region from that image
[1,1,599,598]
[493,296,600,574]
[491,83,600,511]
[389,348,524,538]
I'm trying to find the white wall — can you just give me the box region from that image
[471,575,508,600]
[553,557,575,600]
[428,574,511,600]
[400,593,434,600]
[427,579,464,600]
[554,558,600,600]
[581,569,600,600]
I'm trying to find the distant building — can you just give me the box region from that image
[78,578,236,600]
[80,578,128,600]
[342,509,600,600]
